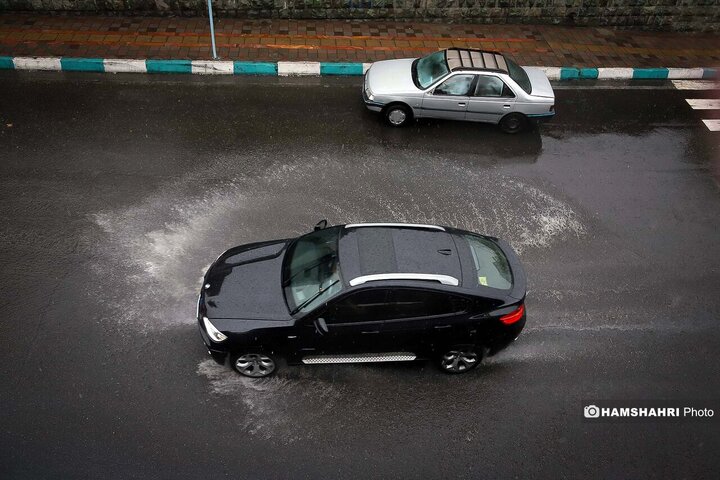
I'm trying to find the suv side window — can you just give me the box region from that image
[390,289,469,319]
[434,74,476,96]
[328,289,393,324]
[474,76,514,98]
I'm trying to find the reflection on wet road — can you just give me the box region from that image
[1,72,719,478]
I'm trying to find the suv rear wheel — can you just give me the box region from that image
[232,352,278,378]
[438,346,482,374]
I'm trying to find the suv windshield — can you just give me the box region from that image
[283,227,343,314]
[415,51,449,89]
[505,57,532,94]
[463,235,513,290]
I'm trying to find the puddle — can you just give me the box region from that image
[197,359,350,442]
[89,149,585,332]
[194,330,574,443]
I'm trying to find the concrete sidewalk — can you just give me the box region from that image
[1,14,719,70]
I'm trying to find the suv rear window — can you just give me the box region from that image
[463,235,512,290]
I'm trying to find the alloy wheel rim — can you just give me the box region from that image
[441,350,478,372]
[388,109,406,125]
[235,354,275,377]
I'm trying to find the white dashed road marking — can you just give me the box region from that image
[676,80,720,131]
[672,80,718,90]
[686,99,720,109]
[702,120,720,131]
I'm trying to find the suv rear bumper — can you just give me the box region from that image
[487,315,526,356]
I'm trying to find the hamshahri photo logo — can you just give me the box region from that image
[583,403,715,421]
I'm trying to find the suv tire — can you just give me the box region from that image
[231,351,278,378]
[438,346,482,374]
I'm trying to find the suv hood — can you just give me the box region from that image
[367,58,421,95]
[202,240,291,321]
[523,67,555,99]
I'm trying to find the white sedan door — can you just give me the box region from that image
[466,74,516,124]
[420,74,476,121]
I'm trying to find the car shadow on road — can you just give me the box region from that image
[362,110,545,164]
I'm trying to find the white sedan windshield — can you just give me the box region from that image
[416,51,449,89]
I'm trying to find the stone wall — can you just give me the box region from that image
[1,0,718,31]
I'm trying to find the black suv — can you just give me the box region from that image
[197,222,526,377]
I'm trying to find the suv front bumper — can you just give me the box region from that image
[198,317,229,365]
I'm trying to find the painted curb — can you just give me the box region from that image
[0,57,717,80]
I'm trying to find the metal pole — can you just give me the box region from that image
[206,0,218,59]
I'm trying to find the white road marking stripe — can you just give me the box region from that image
[686,99,720,109]
[667,68,705,79]
[672,80,718,90]
[597,67,634,79]
[103,59,147,73]
[702,120,720,131]
[12,57,61,70]
[190,60,234,75]
[277,61,321,76]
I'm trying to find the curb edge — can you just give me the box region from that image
[0,57,717,80]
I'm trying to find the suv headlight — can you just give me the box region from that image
[203,317,227,342]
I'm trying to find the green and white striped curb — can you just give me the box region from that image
[542,66,717,80]
[0,57,716,80]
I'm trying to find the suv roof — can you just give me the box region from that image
[445,48,509,74]
[339,224,463,287]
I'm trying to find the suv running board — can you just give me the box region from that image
[302,353,417,364]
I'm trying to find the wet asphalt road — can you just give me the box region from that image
[1,71,719,479]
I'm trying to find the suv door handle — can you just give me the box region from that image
[503,104,511,108]
[458,102,467,107]
[434,325,452,330]
[361,330,379,334]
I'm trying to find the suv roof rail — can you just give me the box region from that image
[349,273,459,287]
[344,223,445,232]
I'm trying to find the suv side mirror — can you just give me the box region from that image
[314,317,329,335]
[314,219,328,231]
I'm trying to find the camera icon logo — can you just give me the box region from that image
[584,405,600,418]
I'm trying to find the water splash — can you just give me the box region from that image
[89,150,585,333]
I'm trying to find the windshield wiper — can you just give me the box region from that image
[290,279,340,315]
[282,254,335,286]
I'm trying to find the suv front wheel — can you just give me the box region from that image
[438,346,482,374]
[232,351,278,378]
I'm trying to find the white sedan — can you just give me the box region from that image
[363,48,555,133]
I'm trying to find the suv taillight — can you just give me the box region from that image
[500,304,525,325]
